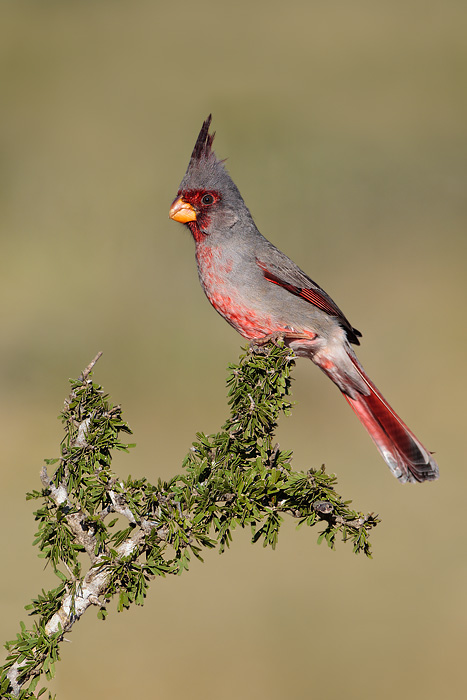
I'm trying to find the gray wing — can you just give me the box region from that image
[255,243,362,345]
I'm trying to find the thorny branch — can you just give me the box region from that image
[1,344,379,699]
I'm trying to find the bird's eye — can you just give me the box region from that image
[201,194,215,205]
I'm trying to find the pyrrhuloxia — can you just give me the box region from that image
[169,115,439,483]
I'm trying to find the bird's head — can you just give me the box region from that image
[169,115,247,241]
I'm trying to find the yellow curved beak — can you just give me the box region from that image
[169,196,197,223]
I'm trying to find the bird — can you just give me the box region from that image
[169,115,439,484]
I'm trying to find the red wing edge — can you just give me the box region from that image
[256,259,362,345]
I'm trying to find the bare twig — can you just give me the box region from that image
[79,351,103,382]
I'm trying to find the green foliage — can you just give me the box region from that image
[0,343,378,698]
[1,620,61,699]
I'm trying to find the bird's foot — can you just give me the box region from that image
[249,330,315,354]
[249,331,286,350]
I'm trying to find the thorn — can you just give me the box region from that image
[79,351,103,381]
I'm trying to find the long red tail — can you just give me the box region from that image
[343,355,439,483]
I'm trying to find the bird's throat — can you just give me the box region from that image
[187,220,207,243]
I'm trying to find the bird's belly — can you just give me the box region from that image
[196,244,321,341]
[203,288,281,339]
[196,251,278,337]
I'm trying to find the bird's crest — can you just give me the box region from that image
[190,114,215,164]
[179,115,240,202]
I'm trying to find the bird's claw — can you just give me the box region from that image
[249,330,316,354]
[249,332,286,354]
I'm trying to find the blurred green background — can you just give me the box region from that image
[1,1,466,698]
